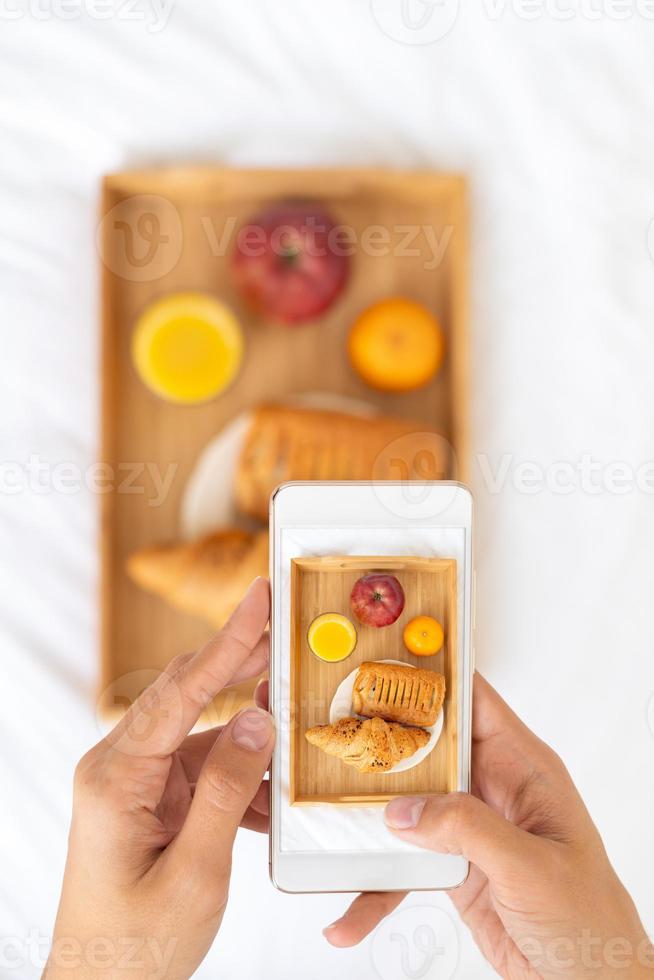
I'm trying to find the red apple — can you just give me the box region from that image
[231,202,350,324]
[350,574,405,628]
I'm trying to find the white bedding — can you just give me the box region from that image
[2,2,654,978]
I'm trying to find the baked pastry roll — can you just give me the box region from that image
[305,716,430,773]
[352,662,445,728]
[127,528,268,629]
[235,403,448,521]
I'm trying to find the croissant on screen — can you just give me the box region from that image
[304,716,430,774]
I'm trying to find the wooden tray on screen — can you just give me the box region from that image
[290,555,457,804]
[98,167,467,721]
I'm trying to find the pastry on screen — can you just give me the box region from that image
[352,662,446,728]
[234,403,449,522]
[126,528,268,629]
[305,716,430,773]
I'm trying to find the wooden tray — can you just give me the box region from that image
[289,556,457,804]
[98,166,468,720]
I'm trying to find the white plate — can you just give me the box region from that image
[180,391,378,539]
[329,659,444,775]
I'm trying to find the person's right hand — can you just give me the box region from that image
[326,674,653,980]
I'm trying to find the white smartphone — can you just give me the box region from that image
[269,481,474,894]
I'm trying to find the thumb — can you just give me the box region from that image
[384,792,542,882]
[164,707,275,897]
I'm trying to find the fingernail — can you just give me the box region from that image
[231,708,273,751]
[322,921,340,939]
[235,578,263,608]
[385,796,426,829]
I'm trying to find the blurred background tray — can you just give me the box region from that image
[290,555,458,804]
[98,166,468,720]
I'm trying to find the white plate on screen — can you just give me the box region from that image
[329,658,444,775]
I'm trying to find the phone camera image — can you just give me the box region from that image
[270,483,473,893]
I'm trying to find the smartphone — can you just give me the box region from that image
[269,481,474,894]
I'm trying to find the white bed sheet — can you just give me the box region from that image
[2,3,654,978]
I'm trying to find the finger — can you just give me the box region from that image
[248,779,269,816]
[109,578,270,758]
[177,725,269,792]
[384,792,547,881]
[254,678,269,710]
[446,864,507,959]
[323,891,407,947]
[177,728,224,784]
[472,672,562,760]
[472,671,575,786]
[472,672,536,743]
[163,707,275,895]
[239,807,269,834]
[229,632,269,686]
[175,725,270,824]
[178,731,271,792]
[157,632,268,693]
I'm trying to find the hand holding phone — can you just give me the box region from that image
[46,579,274,980]
[324,675,653,980]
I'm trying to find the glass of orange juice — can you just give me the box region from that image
[131,292,244,404]
[307,613,357,663]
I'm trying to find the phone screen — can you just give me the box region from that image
[273,521,468,860]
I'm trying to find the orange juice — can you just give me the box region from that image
[307,613,357,663]
[132,292,243,404]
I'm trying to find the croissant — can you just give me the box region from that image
[126,529,268,629]
[352,662,446,728]
[235,403,448,521]
[305,716,430,773]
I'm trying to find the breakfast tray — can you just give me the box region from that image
[98,167,467,721]
[289,555,458,804]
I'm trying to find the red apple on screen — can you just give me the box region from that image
[350,574,405,627]
[231,202,350,325]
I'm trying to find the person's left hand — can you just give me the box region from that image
[45,577,274,980]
